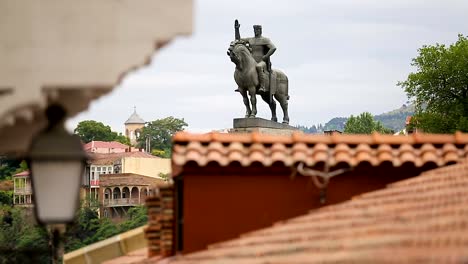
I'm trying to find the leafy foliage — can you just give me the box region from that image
[64,204,148,253]
[158,173,170,181]
[118,206,148,232]
[151,149,170,158]
[0,158,22,181]
[137,117,188,155]
[344,112,393,134]
[74,120,131,145]
[398,34,468,133]
[0,207,50,263]
[0,201,148,259]
[0,191,12,206]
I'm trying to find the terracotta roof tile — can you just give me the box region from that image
[13,170,29,177]
[100,173,166,187]
[89,151,157,165]
[83,141,129,151]
[172,132,468,176]
[166,162,468,263]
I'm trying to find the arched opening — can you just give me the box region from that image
[141,187,148,201]
[113,187,121,200]
[131,187,139,204]
[104,188,112,205]
[122,187,130,201]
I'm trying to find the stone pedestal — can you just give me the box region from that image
[231,117,298,135]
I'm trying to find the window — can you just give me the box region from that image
[97,167,101,172]
[91,172,95,180]
[103,167,107,172]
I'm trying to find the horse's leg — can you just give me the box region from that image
[240,89,251,118]
[261,93,277,122]
[275,86,289,124]
[248,86,257,118]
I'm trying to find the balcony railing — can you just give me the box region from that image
[103,198,140,207]
[14,187,32,194]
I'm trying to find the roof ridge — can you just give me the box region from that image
[173,131,468,145]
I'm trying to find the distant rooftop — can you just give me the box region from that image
[125,108,145,125]
[13,170,29,177]
[88,151,158,165]
[83,141,129,151]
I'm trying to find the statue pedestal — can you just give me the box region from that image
[230,117,297,135]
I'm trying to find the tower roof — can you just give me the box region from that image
[125,108,145,125]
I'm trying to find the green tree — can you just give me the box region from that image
[74,120,130,145]
[0,191,12,205]
[0,207,50,263]
[0,157,21,181]
[64,201,147,253]
[114,133,131,145]
[118,206,147,232]
[137,117,188,155]
[398,34,468,133]
[344,112,392,134]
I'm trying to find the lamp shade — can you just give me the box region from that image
[28,105,87,224]
[31,160,83,223]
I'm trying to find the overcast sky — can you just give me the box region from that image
[67,0,468,134]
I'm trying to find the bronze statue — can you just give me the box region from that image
[227,19,290,124]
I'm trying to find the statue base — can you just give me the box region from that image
[230,117,297,136]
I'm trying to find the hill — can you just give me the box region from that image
[373,104,415,132]
[299,105,414,133]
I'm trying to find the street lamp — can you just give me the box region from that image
[28,104,87,263]
[28,104,87,224]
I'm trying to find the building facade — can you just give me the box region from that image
[83,151,170,212]
[12,171,33,207]
[99,173,165,219]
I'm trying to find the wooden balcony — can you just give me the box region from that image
[103,198,140,207]
[14,187,32,194]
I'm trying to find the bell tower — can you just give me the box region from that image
[125,107,145,145]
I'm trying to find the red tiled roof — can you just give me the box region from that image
[89,151,157,165]
[83,141,129,151]
[100,173,166,187]
[172,132,468,176]
[166,161,468,263]
[13,170,30,177]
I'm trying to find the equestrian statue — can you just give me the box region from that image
[227,19,290,124]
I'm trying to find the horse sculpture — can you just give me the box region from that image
[227,40,290,124]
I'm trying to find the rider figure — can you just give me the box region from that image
[235,20,276,93]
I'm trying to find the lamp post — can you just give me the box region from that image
[28,104,87,262]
